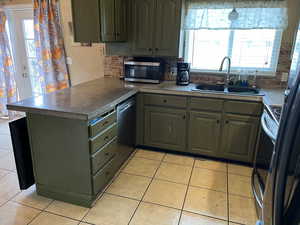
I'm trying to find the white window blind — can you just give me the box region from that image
[183,0,288,75]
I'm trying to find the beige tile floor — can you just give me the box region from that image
[0,119,258,225]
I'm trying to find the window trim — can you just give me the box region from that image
[184,29,283,76]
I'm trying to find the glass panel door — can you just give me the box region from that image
[6,8,41,100]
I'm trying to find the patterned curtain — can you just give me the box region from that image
[34,0,70,93]
[0,11,17,118]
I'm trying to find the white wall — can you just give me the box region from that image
[59,0,105,86]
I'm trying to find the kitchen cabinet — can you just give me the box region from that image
[71,0,101,43]
[137,93,262,163]
[153,0,182,56]
[131,0,155,55]
[221,114,259,163]
[100,0,127,42]
[189,111,221,157]
[144,106,187,152]
[71,0,127,43]
[132,0,181,56]
[26,98,135,207]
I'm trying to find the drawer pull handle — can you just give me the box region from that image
[163,99,167,103]
[225,121,229,124]
[217,120,220,124]
[148,48,152,51]
[102,121,109,126]
[182,115,186,120]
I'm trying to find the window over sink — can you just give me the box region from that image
[182,0,288,75]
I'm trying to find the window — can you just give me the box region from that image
[182,1,288,75]
[185,29,282,74]
[22,19,42,96]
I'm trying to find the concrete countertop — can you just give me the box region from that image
[7,77,286,120]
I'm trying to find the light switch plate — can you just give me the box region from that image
[66,57,73,65]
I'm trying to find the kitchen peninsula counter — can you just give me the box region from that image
[8,77,282,119]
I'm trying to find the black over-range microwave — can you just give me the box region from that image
[124,58,165,84]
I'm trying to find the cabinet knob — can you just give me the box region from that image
[225,121,229,124]
[217,120,220,124]
[116,33,120,36]
[155,48,158,51]
[148,48,152,51]
[182,115,186,120]
[163,99,167,103]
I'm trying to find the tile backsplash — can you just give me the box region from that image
[104,42,292,89]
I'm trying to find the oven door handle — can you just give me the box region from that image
[261,113,277,143]
[251,170,263,209]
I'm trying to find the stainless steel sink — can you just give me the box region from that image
[193,83,260,95]
[227,86,259,94]
[195,84,225,92]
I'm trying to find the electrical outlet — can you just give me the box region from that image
[281,72,289,82]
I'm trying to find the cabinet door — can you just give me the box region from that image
[132,0,155,55]
[144,106,187,151]
[221,114,259,163]
[100,0,116,42]
[153,0,181,56]
[189,111,221,157]
[115,0,127,41]
[71,0,101,43]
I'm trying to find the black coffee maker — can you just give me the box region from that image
[176,62,190,85]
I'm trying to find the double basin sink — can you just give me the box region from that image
[194,84,260,95]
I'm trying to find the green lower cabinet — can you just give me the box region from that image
[144,106,187,152]
[221,114,259,163]
[188,111,221,157]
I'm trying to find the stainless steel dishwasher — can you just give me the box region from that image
[117,97,136,163]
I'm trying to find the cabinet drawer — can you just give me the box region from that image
[190,97,223,112]
[90,123,117,154]
[93,157,118,195]
[224,101,262,116]
[92,138,118,174]
[144,94,187,108]
[89,111,117,137]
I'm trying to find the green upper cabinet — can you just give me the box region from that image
[71,0,127,43]
[132,0,181,56]
[154,0,182,56]
[115,0,127,41]
[132,0,155,55]
[71,0,101,43]
[100,0,116,42]
[221,114,259,163]
[144,106,187,152]
[189,111,221,157]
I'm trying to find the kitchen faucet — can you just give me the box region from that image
[219,56,231,86]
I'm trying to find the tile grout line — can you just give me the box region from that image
[81,150,137,224]
[126,152,167,225]
[227,162,230,224]
[176,157,196,225]
[25,201,50,225]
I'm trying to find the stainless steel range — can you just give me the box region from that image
[252,104,282,221]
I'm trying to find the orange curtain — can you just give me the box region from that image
[0,11,17,118]
[34,0,70,93]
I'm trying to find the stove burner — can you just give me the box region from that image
[269,105,282,122]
